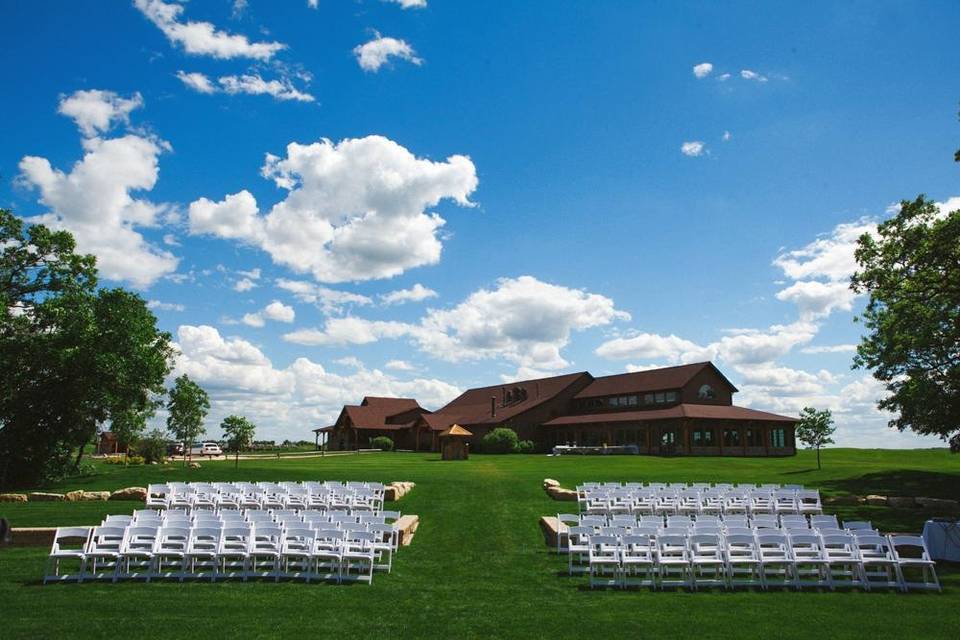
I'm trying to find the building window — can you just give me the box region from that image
[745,428,762,447]
[627,395,638,406]
[655,392,665,403]
[698,384,716,399]
[771,428,786,448]
[643,393,654,405]
[692,428,715,446]
[723,428,741,447]
[664,391,677,403]
[608,396,618,407]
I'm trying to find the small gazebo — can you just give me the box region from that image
[439,424,472,460]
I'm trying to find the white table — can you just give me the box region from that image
[921,520,960,561]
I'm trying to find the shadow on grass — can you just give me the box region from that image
[821,470,960,500]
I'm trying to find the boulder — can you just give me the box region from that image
[916,497,960,512]
[887,496,917,509]
[81,491,111,501]
[0,493,28,503]
[547,487,578,502]
[65,490,85,502]
[543,478,561,488]
[109,486,147,501]
[189,462,201,469]
[864,495,888,506]
[27,492,65,502]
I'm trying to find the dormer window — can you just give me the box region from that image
[698,384,716,400]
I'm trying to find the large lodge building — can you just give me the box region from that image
[316,362,797,457]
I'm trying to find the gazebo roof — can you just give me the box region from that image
[439,424,473,438]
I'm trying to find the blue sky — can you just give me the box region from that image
[2,0,958,446]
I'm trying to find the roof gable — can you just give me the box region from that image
[574,362,738,398]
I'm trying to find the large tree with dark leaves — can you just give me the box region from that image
[851,196,960,451]
[0,210,173,488]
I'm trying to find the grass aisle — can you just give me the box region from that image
[0,449,957,639]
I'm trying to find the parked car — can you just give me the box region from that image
[197,442,222,457]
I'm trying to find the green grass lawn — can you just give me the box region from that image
[1,448,957,639]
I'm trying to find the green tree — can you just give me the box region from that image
[166,375,210,466]
[221,415,256,469]
[0,210,173,487]
[794,407,836,469]
[851,196,960,451]
[109,401,160,462]
[136,429,169,464]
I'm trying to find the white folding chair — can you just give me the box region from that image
[278,527,316,582]
[797,490,823,515]
[822,533,866,590]
[341,531,376,584]
[117,526,158,581]
[788,532,831,589]
[756,531,796,589]
[773,490,799,515]
[185,527,221,581]
[621,534,656,589]
[80,526,126,582]
[44,527,91,584]
[724,533,763,589]
[248,526,283,580]
[588,535,621,589]
[856,534,901,591]
[689,533,727,590]
[890,535,941,592]
[146,484,170,509]
[368,523,396,572]
[655,534,692,589]
[313,529,345,583]
[217,526,252,581]
[567,526,593,575]
[151,526,190,581]
[842,520,873,532]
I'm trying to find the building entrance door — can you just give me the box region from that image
[659,426,678,456]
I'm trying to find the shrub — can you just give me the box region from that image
[135,429,168,464]
[370,436,394,452]
[516,439,535,454]
[480,427,519,454]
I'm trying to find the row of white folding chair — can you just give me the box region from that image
[578,482,798,491]
[148,482,385,510]
[153,493,382,511]
[580,491,821,516]
[580,531,939,592]
[44,523,393,584]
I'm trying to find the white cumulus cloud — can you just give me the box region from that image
[380,283,438,305]
[134,0,286,60]
[740,69,768,82]
[242,300,296,327]
[18,94,178,288]
[692,62,713,79]
[681,141,706,157]
[188,135,478,283]
[176,71,314,102]
[57,89,144,138]
[353,33,422,72]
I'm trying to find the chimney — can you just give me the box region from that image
[490,396,496,418]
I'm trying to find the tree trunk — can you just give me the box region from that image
[816,446,821,470]
[235,448,239,470]
[73,439,87,472]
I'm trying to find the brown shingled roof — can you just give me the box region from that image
[574,362,738,398]
[543,403,795,426]
[337,397,429,430]
[439,424,473,437]
[430,371,592,427]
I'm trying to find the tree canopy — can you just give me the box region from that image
[221,414,256,468]
[0,210,173,487]
[167,374,210,462]
[795,407,836,469]
[851,196,960,451]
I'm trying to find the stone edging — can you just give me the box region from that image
[0,482,416,505]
